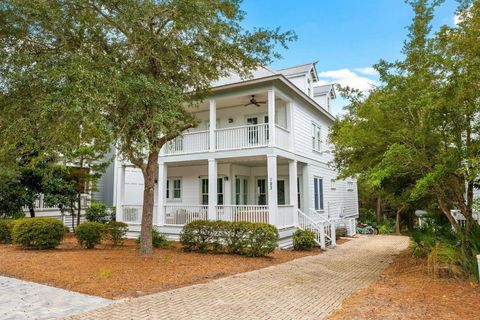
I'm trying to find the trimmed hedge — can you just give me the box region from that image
[0,219,15,244]
[76,222,104,249]
[180,220,279,257]
[85,202,110,224]
[292,229,317,250]
[104,221,128,246]
[12,218,67,249]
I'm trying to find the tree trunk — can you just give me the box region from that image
[437,194,460,231]
[395,205,405,234]
[70,205,75,232]
[376,197,382,225]
[77,155,84,227]
[138,150,159,255]
[77,193,82,226]
[28,206,35,218]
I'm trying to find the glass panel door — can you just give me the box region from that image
[246,117,258,144]
[257,178,267,205]
[277,180,286,205]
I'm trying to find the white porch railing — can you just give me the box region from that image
[164,205,208,225]
[215,123,269,151]
[216,205,269,223]
[275,125,290,150]
[297,209,333,249]
[452,210,480,228]
[122,205,158,224]
[165,130,209,154]
[277,205,295,228]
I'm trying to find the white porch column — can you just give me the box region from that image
[287,102,295,150]
[208,159,217,220]
[289,160,298,226]
[267,89,276,147]
[115,164,125,222]
[209,99,216,152]
[267,154,278,226]
[302,164,311,213]
[157,161,167,226]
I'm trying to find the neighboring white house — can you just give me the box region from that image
[113,62,359,248]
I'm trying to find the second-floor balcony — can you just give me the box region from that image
[164,88,292,155]
[165,123,291,155]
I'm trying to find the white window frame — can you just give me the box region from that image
[312,122,322,152]
[331,179,336,190]
[313,177,324,211]
[166,177,182,202]
[199,176,225,205]
[347,181,354,191]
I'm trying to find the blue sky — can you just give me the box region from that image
[241,0,459,115]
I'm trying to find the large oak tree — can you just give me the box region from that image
[0,0,295,254]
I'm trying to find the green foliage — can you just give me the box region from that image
[292,229,316,251]
[411,213,480,279]
[75,222,104,249]
[377,219,394,234]
[104,221,128,246]
[12,218,66,249]
[85,202,110,224]
[0,219,15,244]
[136,228,171,249]
[180,220,279,257]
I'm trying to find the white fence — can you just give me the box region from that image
[23,194,91,213]
[164,205,208,225]
[215,124,269,151]
[165,130,209,154]
[216,205,269,223]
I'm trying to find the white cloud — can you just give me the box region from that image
[354,67,379,76]
[317,68,377,92]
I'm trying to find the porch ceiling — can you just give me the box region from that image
[165,155,292,168]
[189,91,285,113]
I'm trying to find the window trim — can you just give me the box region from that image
[330,179,336,190]
[311,122,322,152]
[166,177,182,202]
[313,176,324,211]
[347,181,354,191]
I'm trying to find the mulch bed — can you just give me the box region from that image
[0,234,349,299]
[328,249,480,320]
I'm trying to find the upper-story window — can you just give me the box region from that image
[347,181,354,191]
[312,122,322,152]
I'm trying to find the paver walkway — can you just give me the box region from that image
[65,235,409,320]
[0,276,112,320]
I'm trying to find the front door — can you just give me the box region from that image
[235,177,248,205]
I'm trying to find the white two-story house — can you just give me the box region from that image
[113,62,358,248]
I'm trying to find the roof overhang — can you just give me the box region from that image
[210,74,335,122]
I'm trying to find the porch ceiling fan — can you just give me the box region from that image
[244,95,266,107]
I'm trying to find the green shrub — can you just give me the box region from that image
[335,227,347,239]
[85,202,110,224]
[136,228,171,249]
[180,220,217,253]
[241,223,278,257]
[180,220,279,257]
[104,221,128,246]
[292,229,316,250]
[76,222,104,249]
[12,218,66,249]
[0,219,15,244]
[377,221,393,234]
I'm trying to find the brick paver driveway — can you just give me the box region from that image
[0,276,112,320]
[65,235,409,320]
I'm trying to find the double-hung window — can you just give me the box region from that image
[314,177,324,211]
[312,122,322,152]
[200,178,224,205]
[166,178,182,201]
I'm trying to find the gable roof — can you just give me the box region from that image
[277,62,319,81]
[314,84,336,99]
[212,66,277,87]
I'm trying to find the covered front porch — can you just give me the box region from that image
[117,155,301,230]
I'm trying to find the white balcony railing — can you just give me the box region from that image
[164,204,208,225]
[23,194,91,212]
[165,130,209,155]
[215,123,269,151]
[275,125,290,150]
[216,205,269,223]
